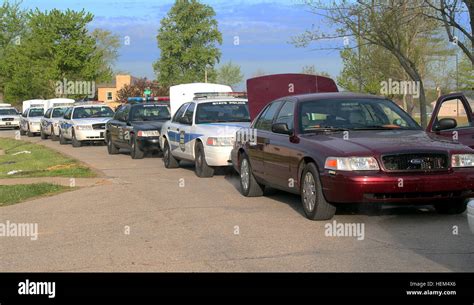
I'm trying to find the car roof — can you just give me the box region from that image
[192,98,248,105]
[72,104,109,108]
[287,92,387,102]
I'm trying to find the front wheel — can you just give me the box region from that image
[106,133,119,155]
[434,199,467,214]
[195,142,214,177]
[71,130,82,147]
[51,127,59,141]
[239,153,263,197]
[27,126,34,137]
[163,139,179,168]
[20,128,26,136]
[40,129,47,139]
[59,130,67,145]
[300,163,336,220]
[130,136,144,159]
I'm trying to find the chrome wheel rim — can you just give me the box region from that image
[302,172,316,212]
[240,158,250,191]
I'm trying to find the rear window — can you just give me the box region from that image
[195,101,250,124]
[131,105,171,121]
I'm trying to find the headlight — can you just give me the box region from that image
[137,130,160,137]
[325,157,380,171]
[75,125,92,130]
[206,137,235,146]
[452,154,474,168]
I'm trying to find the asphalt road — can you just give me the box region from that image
[1,129,473,272]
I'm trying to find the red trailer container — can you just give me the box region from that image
[246,73,338,120]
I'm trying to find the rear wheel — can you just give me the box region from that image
[130,136,144,159]
[195,142,214,177]
[434,199,467,214]
[106,133,119,155]
[163,139,179,168]
[301,162,336,220]
[71,130,82,147]
[239,153,263,197]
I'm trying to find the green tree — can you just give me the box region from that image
[2,9,116,102]
[216,61,243,89]
[153,0,222,87]
[458,55,474,90]
[91,29,121,83]
[116,78,168,103]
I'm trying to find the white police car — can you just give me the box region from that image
[40,106,71,140]
[59,104,114,147]
[0,107,21,130]
[160,93,250,177]
[20,107,44,137]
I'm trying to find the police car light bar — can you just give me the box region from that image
[193,92,247,100]
[127,97,170,103]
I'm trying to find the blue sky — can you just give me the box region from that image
[21,0,344,90]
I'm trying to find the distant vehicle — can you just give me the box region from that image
[0,107,21,130]
[20,107,45,137]
[0,103,12,107]
[45,98,75,110]
[160,92,250,177]
[22,99,46,112]
[246,74,338,120]
[58,104,114,147]
[169,83,232,116]
[232,92,474,220]
[106,101,171,159]
[40,106,71,141]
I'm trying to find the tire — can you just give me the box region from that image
[27,126,34,137]
[71,130,82,147]
[59,130,67,145]
[40,129,47,139]
[163,139,179,168]
[195,142,214,177]
[130,136,144,159]
[106,133,119,155]
[434,199,467,214]
[51,127,59,141]
[239,153,263,197]
[300,162,336,220]
[20,128,26,136]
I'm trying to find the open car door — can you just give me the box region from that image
[427,93,474,149]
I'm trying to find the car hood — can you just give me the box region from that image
[299,129,473,156]
[132,121,167,130]
[72,117,112,125]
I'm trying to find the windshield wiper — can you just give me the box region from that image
[305,127,349,133]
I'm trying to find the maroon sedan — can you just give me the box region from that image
[231,92,474,220]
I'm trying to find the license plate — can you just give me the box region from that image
[100,132,104,138]
[6,122,11,125]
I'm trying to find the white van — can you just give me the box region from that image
[22,99,47,112]
[45,98,75,110]
[169,83,232,116]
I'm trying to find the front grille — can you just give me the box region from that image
[382,153,448,172]
[92,123,105,130]
[366,190,471,200]
[2,118,14,121]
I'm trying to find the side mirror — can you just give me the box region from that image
[272,123,291,135]
[436,118,457,131]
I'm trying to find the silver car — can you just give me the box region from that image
[40,106,70,141]
[0,107,21,130]
[20,107,44,137]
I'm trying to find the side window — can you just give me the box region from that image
[22,110,27,117]
[436,98,471,129]
[63,108,72,120]
[122,106,130,122]
[254,101,283,131]
[44,109,52,118]
[114,106,125,121]
[181,103,195,125]
[274,101,295,131]
[172,103,189,123]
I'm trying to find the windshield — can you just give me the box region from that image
[52,107,68,118]
[0,109,18,115]
[299,98,421,133]
[29,108,44,117]
[73,106,114,119]
[195,101,250,124]
[131,105,171,121]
